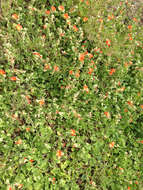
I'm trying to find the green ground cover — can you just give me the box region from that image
[0,0,143,189]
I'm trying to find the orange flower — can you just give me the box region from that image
[83,17,88,22]
[119,167,124,171]
[39,99,45,106]
[79,53,85,62]
[108,14,114,20]
[84,85,88,89]
[58,5,65,11]
[12,13,19,20]
[61,86,64,89]
[124,62,129,67]
[31,8,36,11]
[10,76,17,81]
[43,25,47,29]
[128,25,132,30]
[60,32,64,37]
[86,1,89,5]
[69,70,73,75]
[29,159,34,163]
[33,52,42,58]
[15,139,22,145]
[33,52,39,56]
[128,187,131,190]
[53,65,59,72]
[52,177,56,184]
[109,68,116,75]
[104,112,110,118]
[91,60,95,65]
[63,13,69,19]
[73,25,78,32]
[71,129,76,136]
[9,187,12,190]
[140,105,143,109]
[88,53,93,59]
[56,150,63,158]
[84,51,88,55]
[127,101,133,106]
[51,6,56,12]
[138,140,143,144]
[16,24,22,31]
[137,92,140,96]
[99,18,103,23]
[0,69,6,75]
[106,39,111,47]
[94,48,101,53]
[26,128,30,132]
[83,85,89,93]
[88,68,93,75]
[133,17,137,22]
[45,10,50,15]
[109,141,115,148]
[75,71,80,78]
[128,33,133,40]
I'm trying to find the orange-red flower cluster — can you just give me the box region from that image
[56,150,63,158]
[104,112,110,118]
[16,24,22,31]
[106,39,111,47]
[109,141,115,148]
[71,129,76,136]
[109,68,116,75]
[0,69,6,75]
[12,13,19,20]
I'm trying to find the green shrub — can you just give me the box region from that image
[0,0,143,189]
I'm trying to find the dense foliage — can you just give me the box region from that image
[0,0,143,189]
